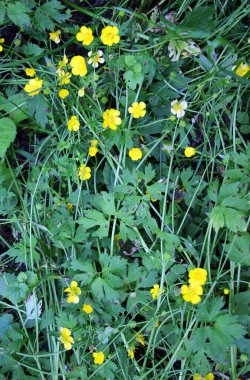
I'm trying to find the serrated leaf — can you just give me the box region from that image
[22,43,44,56]
[7,2,31,28]
[91,277,120,302]
[0,118,17,158]
[197,297,225,323]
[78,210,109,238]
[27,95,48,129]
[226,233,250,266]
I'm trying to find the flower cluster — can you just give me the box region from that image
[181,268,207,304]
[67,116,80,132]
[76,25,120,47]
[64,281,81,304]
[89,139,99,157]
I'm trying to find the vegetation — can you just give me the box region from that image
[0,0,249,379]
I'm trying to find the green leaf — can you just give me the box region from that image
[91,277,120,302]
[179,7,215,38]
[0,93,28,123]
[78,210,109,238]
[197,297,225,323]
[27,95,48,129]
[34,0,70,31]
[0,273,28,304]
[226,233,250,266]
[0,314,13,338]
[7,1,31,28]
[0,3,6,24]
[0,118,17,159]
[22,43,44,56]
[124,69,144,90]
[209,205,247,233]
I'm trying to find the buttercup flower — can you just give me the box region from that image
[89,146,98,157]
[136,333,145,346]
[128,345,135,360]
[193,373,214,380]
[66,202,74,211]
[78,164,91,180]
[224,288,230,295]
[58,55,68,69]
[88,50,105,68]
[60,327,74,350]
[49,30,61,44]
[128,102,146,118]
[184,147,196,158]
[76,26,94,46]
[25,68,36,77]
[129,148,142,161]
[70,56,87,77]
[0,38,5,52]
[64,281,81,304]
[78,87,85,97]
[181,283,203,304]
[170,100,187,118]
[57,69,71,85]
[90,139,98,147]
[58,89,69,99]
[150,284,165,300]
[93,351,105,365]
[82,304,93,314]
[188,268,207,286]
[101,26,120,46]
[67,116,80,132]
[234,62,250,77]
[24,78,43,96]
[102,109,121,130]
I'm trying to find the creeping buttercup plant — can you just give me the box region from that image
[0,1,250,379]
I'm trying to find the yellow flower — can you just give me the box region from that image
[102,109,121,130]
[170,100,187,118]
[82,304,93,314]
[60,327,74,350]
[88,50,105,68]
[76,26,94,46]
[224,288,230,295]
[136,333,145,346]
[150,284,165,300]
[100,25,120,46]
[90,139,98,147]
[93,351,105,365]
[234,62,250,77]
[66,202,74,211]
[128,345,135,360]
[57,69,71,85]
[89,147,98,157]
[58,89,69,99]
[78,87,85,97]
[128,102,146,118]
[24,77,43,96]
[25,68,36,77]
[188,268,207,286]
[64,281,81,304]
[78,164,91,180]
[49,30,61,44]
[184,147,196,158]
[129,148,142,161]
[70,56,87,77]
[0,38,5,52]
[67,116,80,132]
[181,283,203,304]
[58,55,68,69]
[193,373,214,380]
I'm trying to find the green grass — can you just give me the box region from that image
[0,0,250,379]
